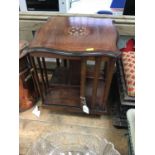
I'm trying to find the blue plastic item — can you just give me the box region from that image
[110,0,126,8]
[97,10,113,15]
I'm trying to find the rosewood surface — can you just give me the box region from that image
[28,16,120,114]
[30,16,118,52]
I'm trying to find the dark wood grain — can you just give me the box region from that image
[30,56,44,102]
[102,59,116,108]
[37,57,46,93]
[28,47,120,58]
[92,57,102,108]
[42,57,49,89]
[80,59,87,107]
[30,17,118,52]
[28,16,120,114]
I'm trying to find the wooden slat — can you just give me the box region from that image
[92,57,102,108]
[37,57,46,93]
[30,56,44,101]
[27,54,40,98]
[30,68,39,98]
[102,59,116,107]
[42,57,49,88]
[80,59,87,106]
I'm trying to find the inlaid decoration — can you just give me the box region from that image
[67,26,89,36]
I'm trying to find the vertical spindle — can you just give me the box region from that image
[37,57,46,93]
[42,57,49,89]
[92,57,101,108]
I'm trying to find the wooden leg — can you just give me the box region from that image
[28,55,39,98]
[30,68,39,99]
[102,58,116,107]
[92,57,101,108]
[80,59,87,107]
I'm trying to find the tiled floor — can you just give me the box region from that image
[19,102,128,155]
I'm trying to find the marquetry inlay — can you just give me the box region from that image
[67,26,89,36]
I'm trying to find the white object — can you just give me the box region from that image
[19,0,27,11]
[83,105,89,114]
[69,0,113,14]
[80,96,90,114]
[19,0,71,13]
[59,0,71,13]
[32,106,40,117]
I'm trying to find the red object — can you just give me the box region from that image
[121,39,135,97]
[120,39,135,52]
